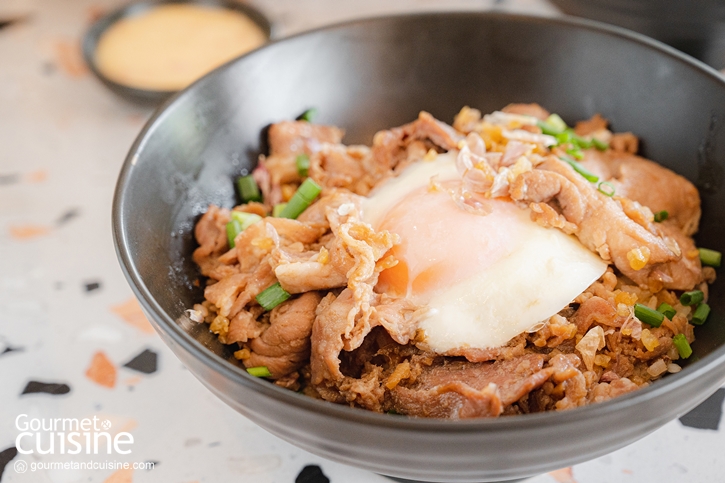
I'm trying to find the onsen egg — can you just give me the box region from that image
[362,152,608,354]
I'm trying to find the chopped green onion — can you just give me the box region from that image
[565,146,584,160]
[591,138,608,151]
[699,248,722,268]
[547,113,568,132]
[278,178,322,219]
[672,333,692,359]
[572,134,593,149]
[231,211,262,228]
[680,290,704,306]
[256,282,290,311]
[226,212,262,248]
[634,303,664,327]
[653,210,669,223]
[538,120,564,136]
[246,366,272,378]
[597,181,615,197]
[237,175,262,203]
[555,130,573,145]
[296,153,310,177]
[298,108,317,122]
[657,302,676,320]
[691,303,711,326]
[226,219,243,248]
[272,203,287,217]
[560,156,599,183]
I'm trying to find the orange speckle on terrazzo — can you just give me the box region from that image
[26,169,48,183]
[549,467,577,483]
[124,375,142,387]
[103,467,133,483]
[54,39,89,78]
[117,419,138,434]
[86,351,117,388]
[9,224,51,239]
[111,298,155,334]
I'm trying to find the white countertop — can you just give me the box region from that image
[1,1,723,482]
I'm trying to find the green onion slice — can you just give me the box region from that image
[699,248,722,268]
[547,114,568,132]
[657,302,676,320]
[237,175,262,203]
[226,212,262,248]
[231,211,262,228]
[560,156,599,183]
[546,113,568,133]
[591,138,608,151]
[256,282,291,311]
[298,108,317,122]
[572,134,593,149]
[246,366,272,378]
[555,131,573,145]
[272,203,287,217]
[278,178,322,219]
[597,181,615,197]
[691,303,711,326]
[538,119,564,136]
[672,333,692,359]
[680,290,704,306]
[653,210,669,223]
[226,219,243,248]
[296,153,310,177]
[634,303,664,327]
[565,147,584,160]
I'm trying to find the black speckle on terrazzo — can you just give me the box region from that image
[55,207,80,226]
[0,173,19,186]
[1,346,23,356]
[144,461,158,470]
[123,349,158,374]
[0,446,18,480]
[296,465,330,483]
[679,388,725,430]
[42,61,56,76]
[84,281,101,292]
[21,380,71,396]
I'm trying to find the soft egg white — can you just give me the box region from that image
[362,153,607,353]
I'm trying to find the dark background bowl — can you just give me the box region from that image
[114,12,725,482]
[552,0,725,69]
[82,0,272,105]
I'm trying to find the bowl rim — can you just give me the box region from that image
[113,10,725,431]
[82,0,274,102]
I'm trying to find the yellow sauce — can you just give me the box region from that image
[95,4,267,91]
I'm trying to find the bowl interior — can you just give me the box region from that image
[83,0,273,105]
[552,0,725,68]
[114,12,725,481]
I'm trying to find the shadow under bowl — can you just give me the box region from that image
[82,0,273,105]
[113,12,725,483]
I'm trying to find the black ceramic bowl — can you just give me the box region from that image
[113,13,725,483]
[552,0,725,69]
[82,0,272,105]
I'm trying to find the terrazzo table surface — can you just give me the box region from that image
[1,0,724,482]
